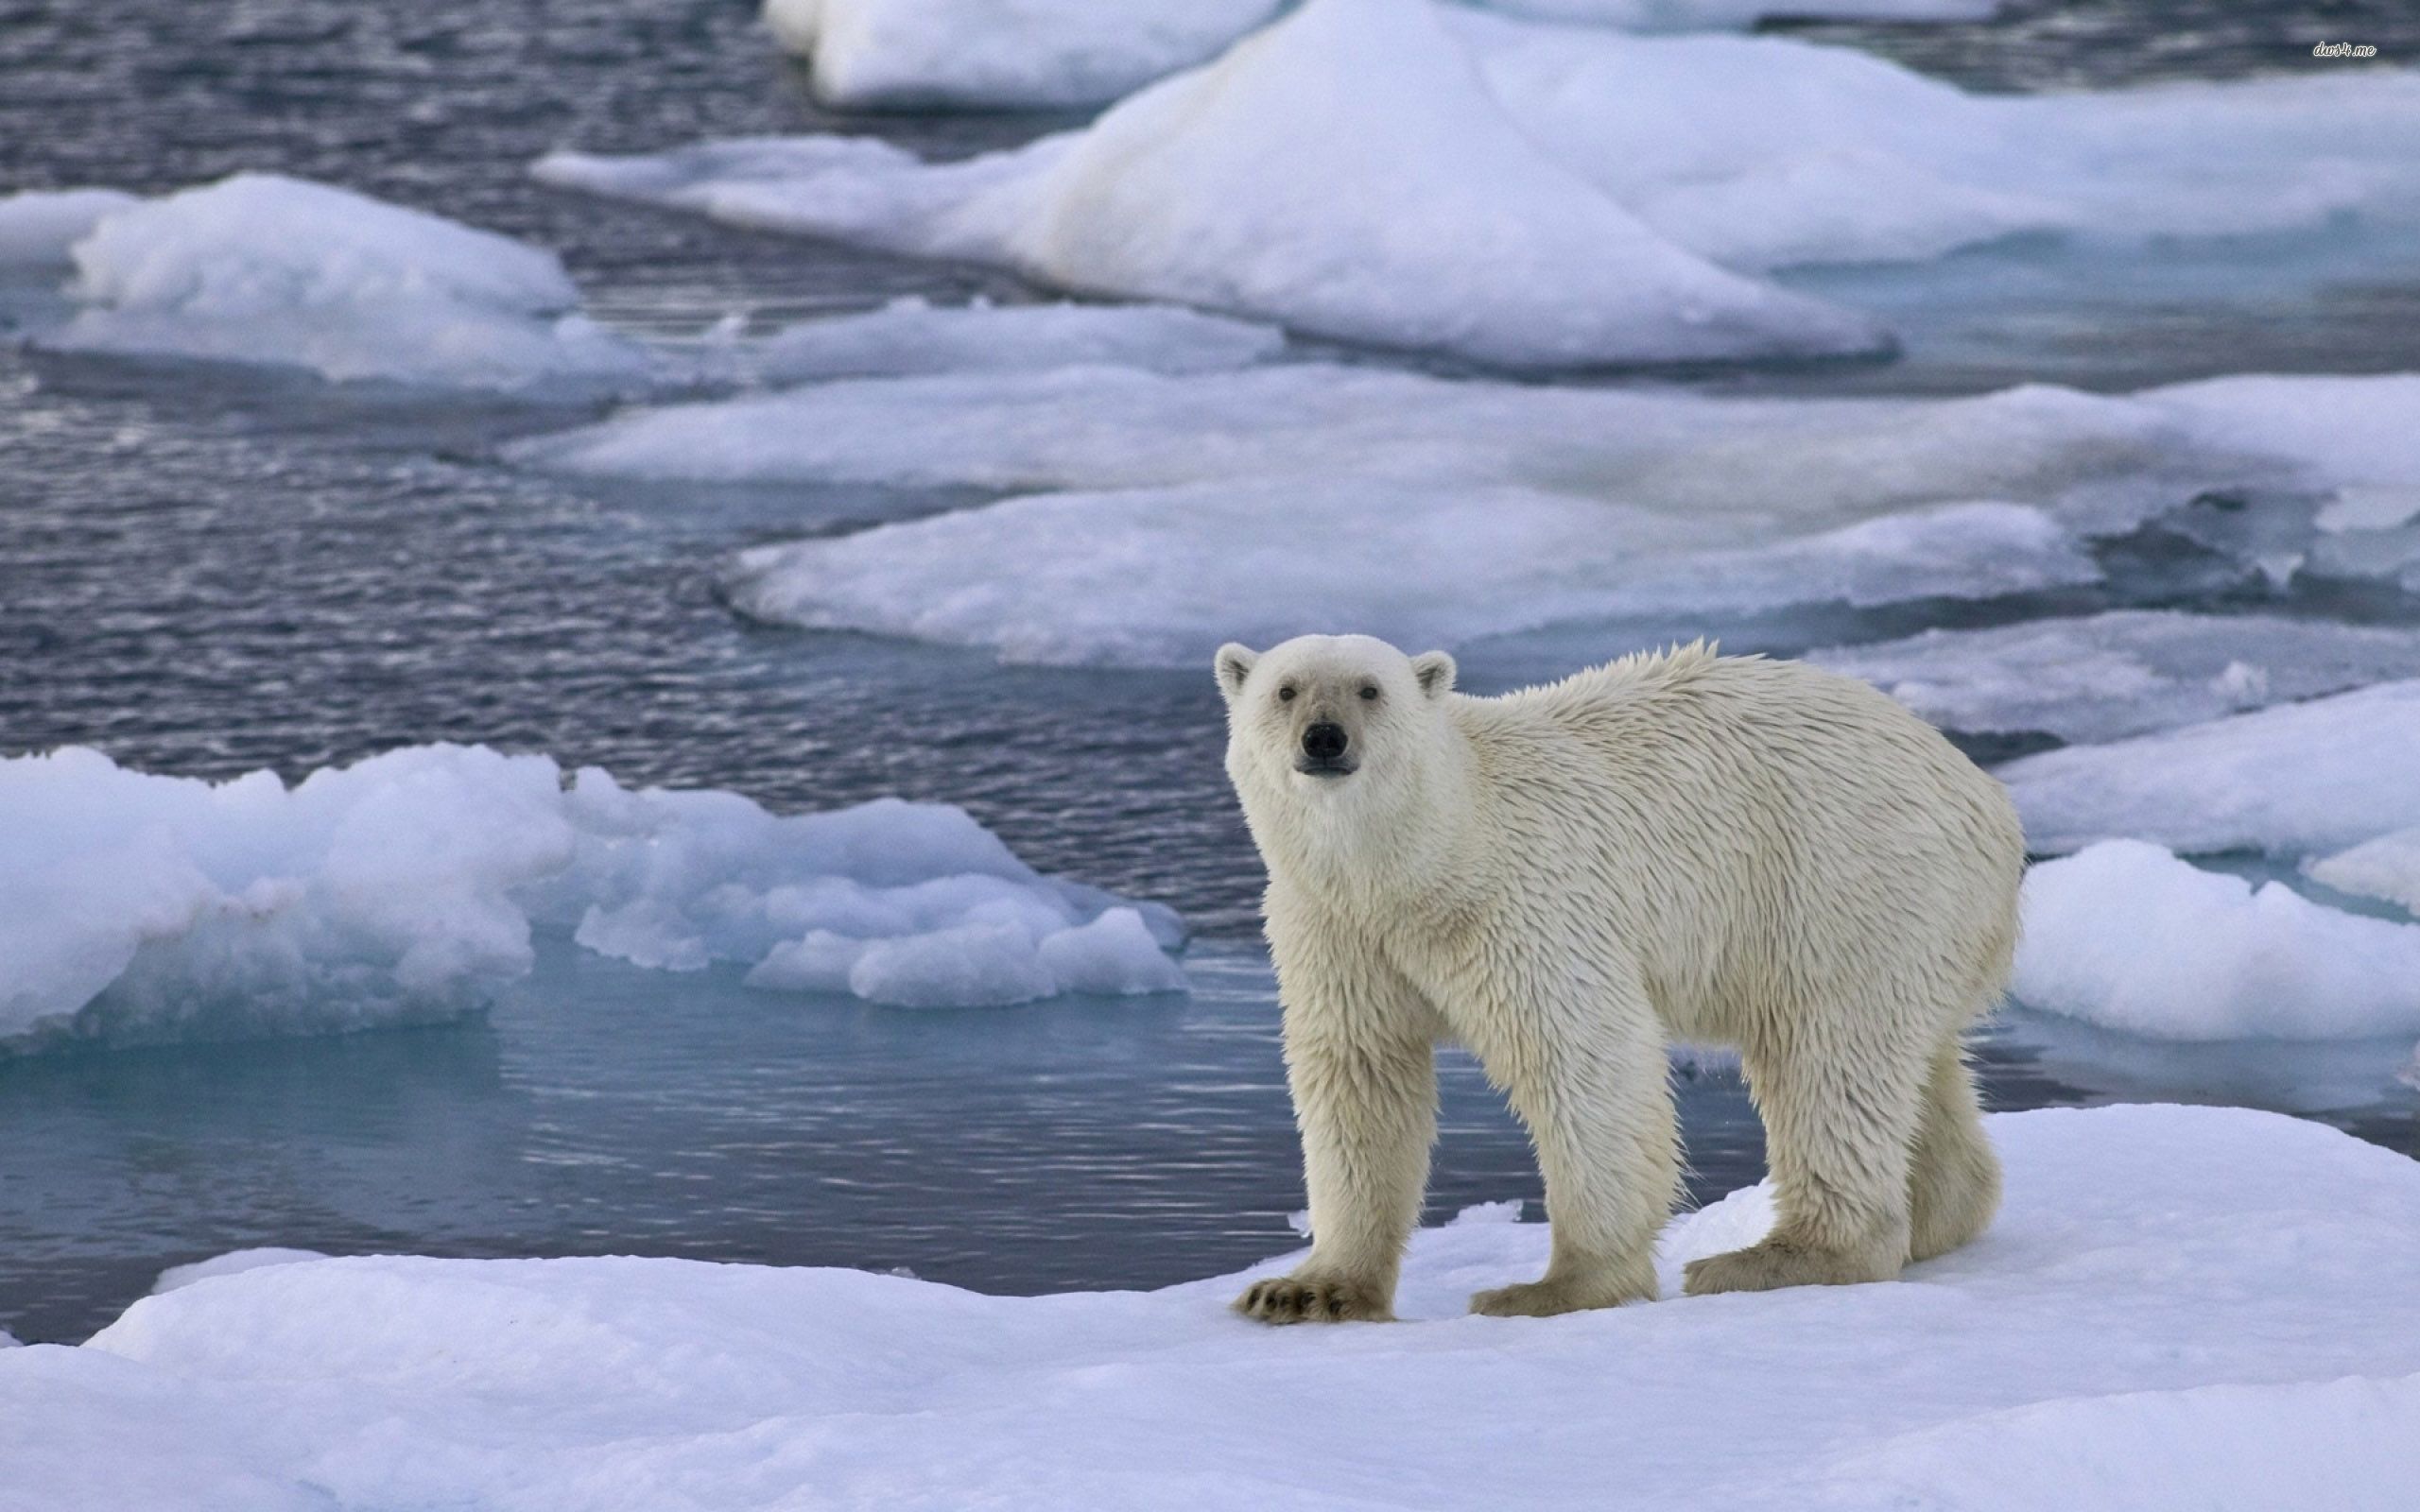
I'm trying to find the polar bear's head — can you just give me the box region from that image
[1215,634,1458,824]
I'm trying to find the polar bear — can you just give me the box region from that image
[1218,634,2022,1322]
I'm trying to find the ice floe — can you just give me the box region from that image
[0,187,140,266]
[2310,828,2420,919]
[6,174,650,390]
[552,0,1892,368]
[518,363,2420,666]
[1999,679,2420,860]
[760,0,1997,112]
[0,745,1183,1050]
[2015,840,2420,1041]
[763,0,1285,109]
[1813,611,2420,745]
[722,483,2093,665]
[5,1105,2416,1508]
[549,0,2420,364]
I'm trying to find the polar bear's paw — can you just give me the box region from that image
[1468,1270,1649,1318]
[1233,1273,1393,1324]
[1683,1235,1900,1296]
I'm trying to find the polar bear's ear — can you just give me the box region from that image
[1411,650,1457,698]
[1215,643,1260,700]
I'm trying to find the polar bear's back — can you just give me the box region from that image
[1455,644,2023,1038]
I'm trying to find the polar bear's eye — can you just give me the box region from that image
[1358,685,1379,700]
[1277,684,1297,701]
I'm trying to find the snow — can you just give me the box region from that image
[26,173,648,390]
[760,0,1997,112]
[763,0,1284,109]
[515,364,2420,667]
[2014,841,2420,1041]
[724,296,1284,383]
[1812,611,2420,744]
[0,187,139,266]
[150,1251,332,1298]
[724,484,2092,665]
[547,0,2420,364]
[2310,828,2420,918]
[5,1105,2418,1509]
[0,745,1183,1050]
[549,0,1892,369]
[1998,679,2420,860]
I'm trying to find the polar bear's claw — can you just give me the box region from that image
[1233,1274,1392,1324]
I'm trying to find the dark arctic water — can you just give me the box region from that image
[4,0,2419,1342]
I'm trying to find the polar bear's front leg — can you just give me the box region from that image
[1235,938,1439,1325]
[1461,957,1673,1318]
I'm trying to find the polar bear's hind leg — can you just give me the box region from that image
[1908,1038,2000,1263]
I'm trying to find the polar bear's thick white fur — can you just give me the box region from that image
[1219,634,2022,1323]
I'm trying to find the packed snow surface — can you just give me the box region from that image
[759,0,2000,111]
[13,174,648,389]
[6,1107,2418,1508]
[763,0,1284,109]
[0,745,1182,1049]
[519,364,2420,665]
[549,0,2420,363]
[2014,841,2420,1041]
[1999,679,2420,859]
[1813,611,2420,744]
[553,0,1892,368]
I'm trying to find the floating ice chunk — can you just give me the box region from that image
[553,0,1890,368]
[759,0,1995,112]
[0,745,576,1051]
[1999,680,2420,859]
[732,297,1283,383]
[726,483,2091,664]
[2309,828,2420,918]
[33,174,648,390]
[0,747,1184,1050]
[1813,612,2420,744]
[764,0,1284,109]
[560,0,2420,356]
[10,1108,2420,1509]
[151,1251,333,1298]
[2014,841,2420,1041]
[0,188,141,266]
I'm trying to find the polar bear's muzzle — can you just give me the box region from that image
[1295,721,1357,778]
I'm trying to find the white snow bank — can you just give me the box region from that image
[0,745,1183,1049]
[7,1106,2419,1509]
[2014,841,2420,1041]
[0,188,140,266]
[557,0,2420,362]
[724,296,1283,383]
[761,0,1996,112]
[555,0,1891,368]
[2000,679,2420,859]
[1813,611,2420,745]
[764,0,1283,109]
[519,364,2420,666]
[725,482,2092,664]
[2309,827,2420,918]
[150,1251,333,1298]
[25,174,648,390]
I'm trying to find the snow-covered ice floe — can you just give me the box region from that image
[0,745,1183,1051]
[2015,840,2420,1041]
[516,363,2420,666]
[0,174,650,391]
[760,0,1998,111]
[7,1106,2418,1508]
[549,0,2420,365]
[2000,679,2420,861]
[1812,611,2420,745]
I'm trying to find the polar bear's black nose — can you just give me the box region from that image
[1302,722,1349,762]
